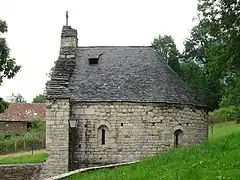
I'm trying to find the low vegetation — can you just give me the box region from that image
[0,150,47,164]
[208,121,240,140]
[67,122,240,180]
[209,106,240,123]
[0,118,45,154]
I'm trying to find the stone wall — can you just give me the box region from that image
[0,163,42,180]
[0,121,27,134]
[39,99,70,179]
[72,102,208,168]
[42,25,78,179]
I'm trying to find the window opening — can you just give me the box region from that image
[88,53,103,65]
[88,58,98,65]
[174,129,183,148]
[102,129,105,145]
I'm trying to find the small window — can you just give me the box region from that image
[102,129,106,145]
[98,125,108,145]
[88,58,99,65]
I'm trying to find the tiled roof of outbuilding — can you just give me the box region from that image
[0,103,46,122]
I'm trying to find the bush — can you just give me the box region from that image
[209,106,240,123]
[27,117,45,132]
[0,118,45,154]
[0,131,44,154]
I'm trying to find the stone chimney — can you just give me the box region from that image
[46,25,77,98]
[41,25,78,179]
[60,26,78,59]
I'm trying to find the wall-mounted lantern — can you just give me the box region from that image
[69,115,78,128]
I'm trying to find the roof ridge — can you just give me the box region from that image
[9,102,45,105]
[77,46,152,48]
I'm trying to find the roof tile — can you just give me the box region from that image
[0,103,46,122]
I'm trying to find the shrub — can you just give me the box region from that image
[0,132,44,154]
[209,106,240,123]
[0,118,45,154]
[27,117,45,132]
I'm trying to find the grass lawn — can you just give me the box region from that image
[67,121,240,180]
[1,121,239,177]
[0,150,47,164]
[208,121,240,140]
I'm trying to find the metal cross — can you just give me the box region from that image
[66,11,68,26]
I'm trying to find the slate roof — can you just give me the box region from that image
[68,46,205,107]
[0,103,46,122]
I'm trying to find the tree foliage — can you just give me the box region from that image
[0,98,8,113]
[197,0,240,79]
[220,75,240,107]
[152,35,182,75]
[0,20,21,85]
[182,22,208,65]
[0,19,21,112]
[152,33,221,110]
[209,106,240,123]
[180,0,240,112]
[7,93,26,103]
[32,93,45,103]
[180,61,220,110]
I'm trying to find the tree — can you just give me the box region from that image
[196,0,240,79]
[180,61,221,111]
[181,0,240,111]
[32,93,46,103]
[152,35,182,75]
[220,75,240,107]
[151,34,220,110]
[0,19,21,112]
[7,93,26,103]
[182,22,209,65]
[0,98,8,113]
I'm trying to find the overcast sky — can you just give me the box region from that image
[0,0,198,102]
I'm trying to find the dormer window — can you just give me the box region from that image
[88,53,103,65]
[88,58,99,65]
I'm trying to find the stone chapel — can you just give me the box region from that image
[44,24,208,178]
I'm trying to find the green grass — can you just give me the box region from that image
[67,122,240,180]
[0,151,48,164]
[208,121,240,140]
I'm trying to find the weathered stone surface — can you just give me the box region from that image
[46,26,77,99]
[61,26,77,38]
[41,28,73,179]
[39,99,70,179]
[0,163,42,180]
[72,102,208,168]
[0,121,27,134]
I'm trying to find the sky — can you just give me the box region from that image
[0,0,198,102]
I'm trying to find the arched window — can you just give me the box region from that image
[174,129,183,148]
[102,129,106,145]
[98,125,108,146]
